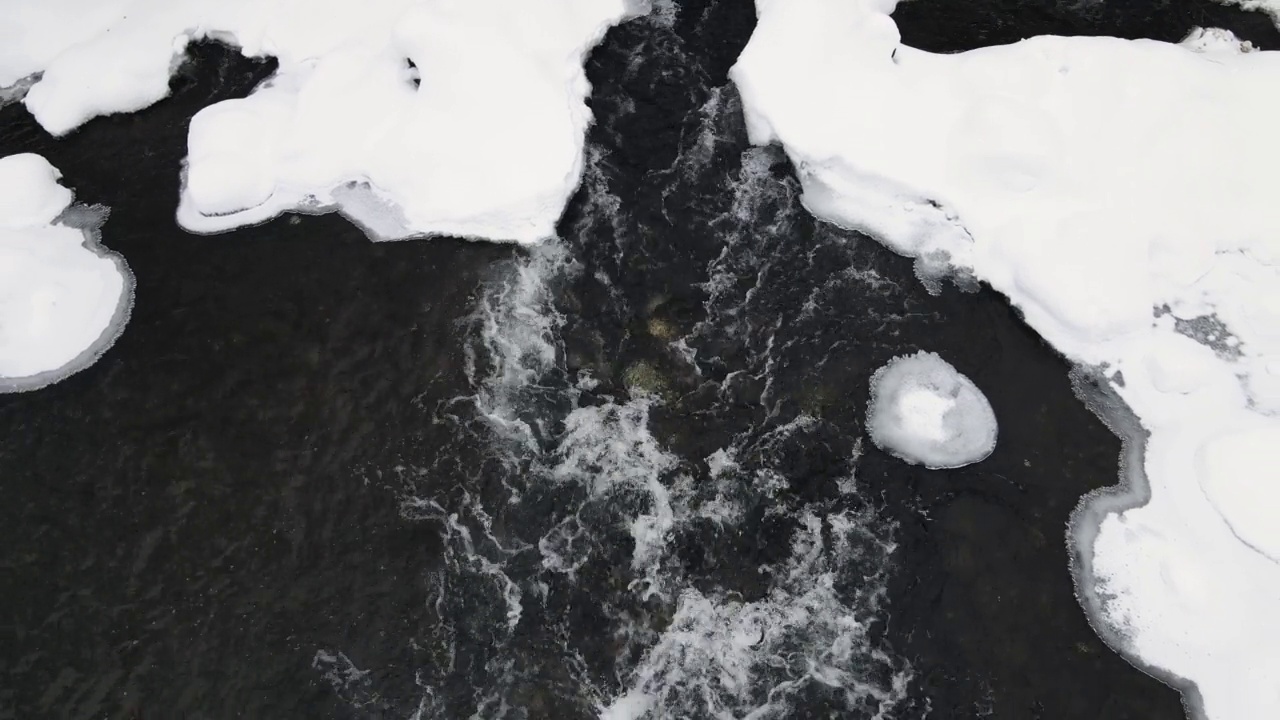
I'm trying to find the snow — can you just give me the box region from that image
[0,1,134,91]
[2,0,640,244]
[0,154,72,225]
[0,153,132,392]
[867,351,997,469]
[731,1,1280,717]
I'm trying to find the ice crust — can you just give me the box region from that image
[867,351,997,469]
[731,2,1280,717]
[2,0,638,244]
[0,153,132,392]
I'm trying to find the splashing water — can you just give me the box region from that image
[323,9,915,718]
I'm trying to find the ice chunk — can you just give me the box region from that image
[0,153,132,392]
[866,350,997,469]
[3,0,640,245]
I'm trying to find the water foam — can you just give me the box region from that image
[603,509,908,720]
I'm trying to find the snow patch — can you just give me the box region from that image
[0,153,132,392]
[731,1,1280,717]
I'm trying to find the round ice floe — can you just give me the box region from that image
[0,153,132,392]
[866,350,997,469]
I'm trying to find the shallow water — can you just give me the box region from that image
[4,0,1272,717]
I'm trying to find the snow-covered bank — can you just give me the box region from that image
[2,0,640,243]
[731,1,1280,717]
[0,154,132,392]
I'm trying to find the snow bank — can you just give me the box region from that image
[0,1,134,92]
[867,351,997,469]
[2,0,639,244]
[0,153,132,392]
[732,2,1280,717]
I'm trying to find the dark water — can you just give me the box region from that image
[2,1,1272,718]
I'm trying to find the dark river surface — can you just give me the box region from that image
[2,1,1275,718]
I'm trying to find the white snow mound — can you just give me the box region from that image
[0,153,132,392]
[867,351,997,469]
[1,0,640,244]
